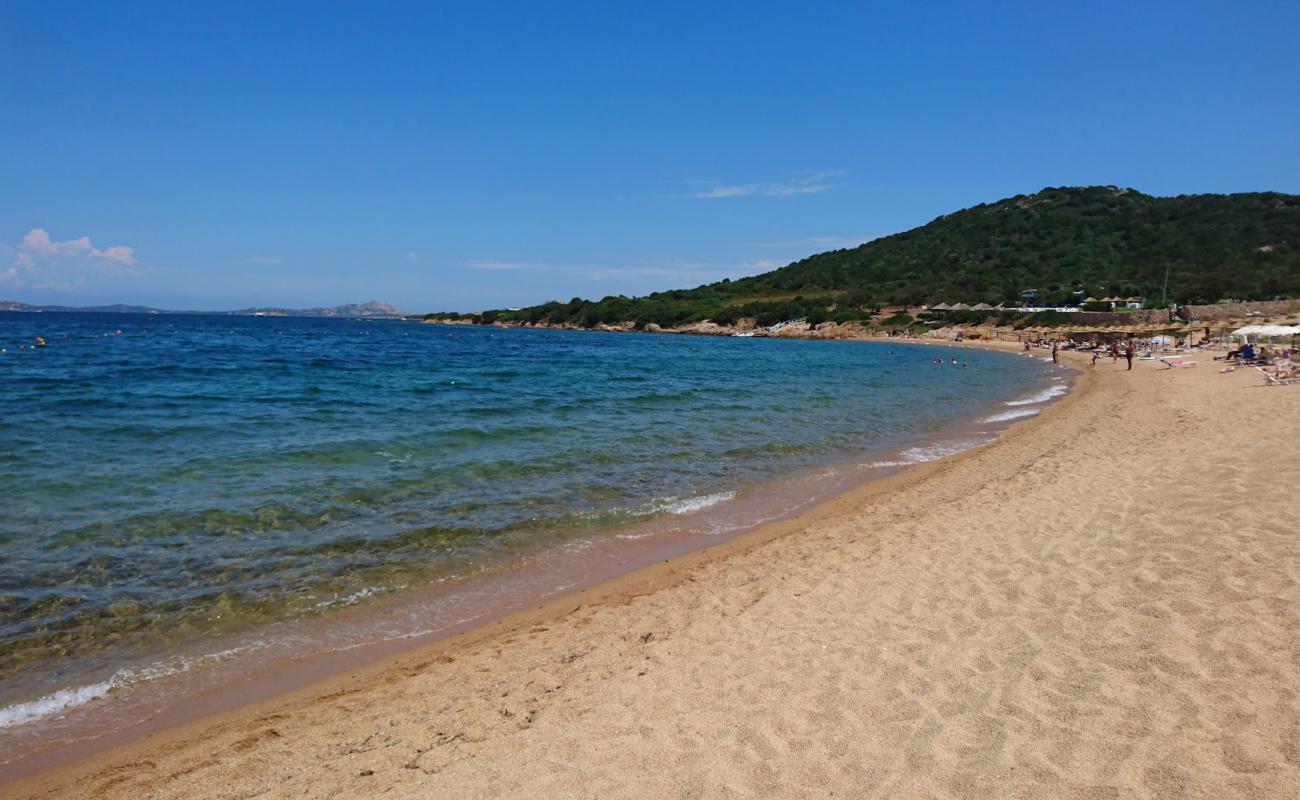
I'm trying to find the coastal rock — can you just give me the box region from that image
[671,321,732,336]
[771,322,813,338]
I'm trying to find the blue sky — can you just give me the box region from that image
[2,1,1297,312]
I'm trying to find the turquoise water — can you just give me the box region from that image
[0,312,1057,731]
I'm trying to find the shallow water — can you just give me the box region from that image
[0,313,1059,741]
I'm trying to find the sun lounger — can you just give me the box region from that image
[1161,359,1197,369]
[1257,367,1298,386]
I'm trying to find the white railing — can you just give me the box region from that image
[767,317,807,333]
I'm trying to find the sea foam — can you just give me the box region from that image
[1005,383,1068,406]
[658,491,737,515]
[0,646,252,730]
[0,680,117,729]
[983,408,1039,423]
[864,437,996,469]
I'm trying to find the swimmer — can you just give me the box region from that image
[951,358,958,365]
[961,362,968,369]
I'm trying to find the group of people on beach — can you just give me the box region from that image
[1086,341,1135,370]
[1025,337,1136,370]
[1217,344,1300,381]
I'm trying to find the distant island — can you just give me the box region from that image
[0,300,411,319]
[424,186,1300,330]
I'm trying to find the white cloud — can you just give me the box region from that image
[2,228,139,290]
[694,184,763,199]
[690,170,842,199]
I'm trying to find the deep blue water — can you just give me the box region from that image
[0,312,1055,719]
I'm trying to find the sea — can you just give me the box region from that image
[0,311,1067,774]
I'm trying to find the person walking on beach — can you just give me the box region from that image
[1091,350,1099,368]
[1052,342,1059,364]
[1125,342,1135,371]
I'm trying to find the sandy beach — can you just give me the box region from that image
[8,346,1300,799]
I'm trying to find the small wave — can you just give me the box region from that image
[862,459,912,469]
[657,491,737,515]
[0,681,115,729]
[615,530,658,540]
[315,585,401,609]
[983,408,1039,423]
[1005,384,1068,406]
[0,647,252,729]
[863,438,993,469]
[899,437,996,463]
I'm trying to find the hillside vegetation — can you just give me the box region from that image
[428,187,1300,328]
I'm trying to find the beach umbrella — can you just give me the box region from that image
[1232,324,1300,339]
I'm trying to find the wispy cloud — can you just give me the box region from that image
[247,255,284,265]
[2,228,139,290]
[690,170,842,200]
[405,251,418,264]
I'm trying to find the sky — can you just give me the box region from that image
[2,1,1298,312]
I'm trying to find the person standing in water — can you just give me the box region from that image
[1052,342,1059,364]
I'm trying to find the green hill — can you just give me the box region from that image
[430,186,1300,328]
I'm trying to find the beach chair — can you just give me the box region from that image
[1256,367,1298,386]
[1161,359,1197,369]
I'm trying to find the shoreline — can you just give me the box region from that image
[12,342,1299,797]
[2,339,1070,790]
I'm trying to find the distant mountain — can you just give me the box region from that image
[0,300,411,318]
[224,301,410,318]
[0,301,168,314]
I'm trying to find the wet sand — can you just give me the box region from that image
[8,346,1300,798]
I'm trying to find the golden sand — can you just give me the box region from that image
[8,347,1300,799]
